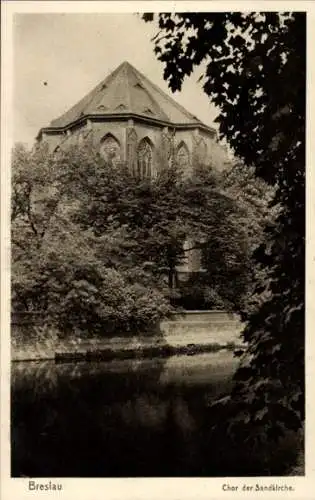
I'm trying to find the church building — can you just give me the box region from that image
[36,61,229,280]
[37,61,228,177]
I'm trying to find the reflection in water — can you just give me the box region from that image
[11,352,296,477]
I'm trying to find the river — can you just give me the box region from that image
[11,351,300,477]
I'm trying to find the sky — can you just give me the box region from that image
[13,13,219,146]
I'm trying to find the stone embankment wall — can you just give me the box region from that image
[11,311,243,361]
[161,310,243,346]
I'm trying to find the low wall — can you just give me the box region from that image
[161,310,243,347]
[167,310,237,322]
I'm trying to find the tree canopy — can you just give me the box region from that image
[143,12,305,441]
[11,143,171,335]
[12,140,269,335]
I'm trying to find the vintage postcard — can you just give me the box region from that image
[1,1,315,499]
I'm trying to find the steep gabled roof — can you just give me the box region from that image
[48,61,208,129]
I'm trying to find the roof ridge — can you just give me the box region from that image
[124,62,132,111]
[127,64,169,121]
[128,63,202,124]
[91,64,125,111]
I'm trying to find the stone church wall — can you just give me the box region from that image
[40,120,227,176]
[41,132,64,153]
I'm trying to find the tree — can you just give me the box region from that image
[217,161,278,314]
[143,12,305,442]
[12,138,272,344]
[11,143,171,336]
[59,143,258,311]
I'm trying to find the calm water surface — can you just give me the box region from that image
[11,351,284,477]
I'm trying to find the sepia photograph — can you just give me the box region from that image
[2,3,310,490]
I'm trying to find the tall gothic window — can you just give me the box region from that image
[176,142,190,168]
[137,137,153,178]
[100,133,121,165]
[198,138,207,165]
[176,141,192,178]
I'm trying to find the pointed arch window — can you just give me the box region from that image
[198,138,207,164]
[137,137,154,178]
[176,141,190,168]
[100,133,121,165]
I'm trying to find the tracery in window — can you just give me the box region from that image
[137,137,154,178]
[176,141,190,168]
[100,133,121,165]
[198,138,207,164]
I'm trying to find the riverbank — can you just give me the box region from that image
[12,339,240,363]
[55,341,240,363]
[11,310,244,362]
